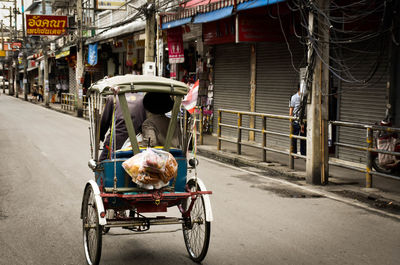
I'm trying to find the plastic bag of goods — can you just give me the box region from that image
[122,148,178,189]
[377,137,396,166]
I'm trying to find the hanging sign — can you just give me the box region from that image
[97,0,126,10]
[26,15,68,36]
[88,43,98,66]
[202,17,235,45]
[3,42,22,51]
[237,15,283,42]
[167,27,184,64]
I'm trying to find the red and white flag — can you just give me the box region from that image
[182,80,199,114]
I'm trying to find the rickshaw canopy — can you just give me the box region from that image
[88,74,189,96]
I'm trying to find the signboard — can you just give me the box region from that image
[202,17,235,45]
[237,15,282,42]
[88,43,98,66]
[55,48,70,59]
[3,42,22,51]
[26,15,68,36]
[167,27,184,64]
[97,0,126,10]
[202,15,283,45]
[0,50,5,57]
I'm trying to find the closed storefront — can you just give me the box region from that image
[213,43,251,138]
[336,46,388,163]
[255,39,306,149]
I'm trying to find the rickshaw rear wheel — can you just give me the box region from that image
[82,185,103,265]
[182,179,211,262]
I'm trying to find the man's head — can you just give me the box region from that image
[143,92,174,114]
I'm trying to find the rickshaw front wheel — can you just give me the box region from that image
[82,185,103,265]
[182,179,211,262]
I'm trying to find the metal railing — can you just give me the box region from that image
[329,121,400,187]
[216,109,400,188]
[217,109,305,169]
[61,93,75,111]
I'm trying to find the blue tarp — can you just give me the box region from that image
[237,0,285,11]
[162,17,192,30]
[193,6,234,24]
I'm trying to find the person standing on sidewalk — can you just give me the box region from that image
[289,84,306,156]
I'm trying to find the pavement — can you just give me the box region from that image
[6,90,400,216]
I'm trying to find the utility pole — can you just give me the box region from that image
[1,21,5,94]
[145,0,156,64]
[22,0,28,101]
[42,0,49,106]
[75,0,84,117]
[306,0,329,185]
[14,0,18,98]
[8,6,13,95]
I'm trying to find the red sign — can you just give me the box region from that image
[3,42,21,51]
[26,15,68,36]
[202,17,235,45]
[167,27,184,64]
[238,15,283,42]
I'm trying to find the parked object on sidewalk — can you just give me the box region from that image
[372,119,400,176]
[0,76,9,89]
[81,74,213,265]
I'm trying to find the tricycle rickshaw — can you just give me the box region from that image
[80,75,213,265]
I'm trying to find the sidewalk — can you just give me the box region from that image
[197,134,400,215]
[8,90,400,215]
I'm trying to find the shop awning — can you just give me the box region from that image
[193,6,234,24]
[86,19,146,44]
[237,0,285,11]
[162,17,192,30]
[55,46,71,59]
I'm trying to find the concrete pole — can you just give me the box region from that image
[249,44,256,141]
[306,0,329,185]
[1,22,5,94]
[42,0,49,106]
[145,0,155,63]
[14,0,19,98]
[22,0,28,101]
[75,0,84,117]
[8,7,13,96]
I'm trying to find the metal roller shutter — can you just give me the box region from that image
[255,40,306,150]
[213,43,251,138]
[337,47,388,163]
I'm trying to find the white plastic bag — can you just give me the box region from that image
[377,137,396,166]
[122,148,178,189]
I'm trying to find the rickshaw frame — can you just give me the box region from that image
[81,74,213,265]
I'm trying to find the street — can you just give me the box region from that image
[0,95,400,265]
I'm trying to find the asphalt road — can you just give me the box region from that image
[0,95,399,265]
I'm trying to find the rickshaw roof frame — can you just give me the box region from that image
[88,74,189,96]
[88,74,188,159]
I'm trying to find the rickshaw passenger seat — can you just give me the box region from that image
[98,147,187,192]
[115,147,183,159]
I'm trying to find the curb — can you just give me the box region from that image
[197,146,400,215]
